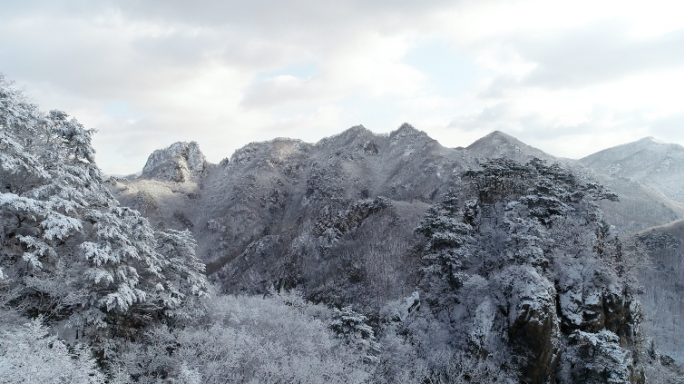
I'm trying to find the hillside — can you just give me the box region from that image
[632,220,684,368]
[580,137,684,204]
[112,125,577,300]
[578,170,684,234]
[111,128,684,274]
[110,124,464,306]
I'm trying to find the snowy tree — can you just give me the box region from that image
[413,158,643,383]
[416,188,474,309]
[0,75,209,362]
[331,305,380,363]
[113,292,371,383]
[0,317,104,383]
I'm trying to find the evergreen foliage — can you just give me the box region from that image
[331,305,380,363]
[0,76,208,364]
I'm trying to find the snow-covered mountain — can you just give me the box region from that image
[108,128,684,377]
[580,137,684,203]
[465,130,557,163]
[10,73,684,382]
[107,126,681,376]
[110,128,684,272]
[462,132,684,234]
[112,125,572,284]
[110,124,465,302]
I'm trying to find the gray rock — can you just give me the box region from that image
[141,141,206,182]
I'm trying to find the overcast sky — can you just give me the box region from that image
[2,0,684,174]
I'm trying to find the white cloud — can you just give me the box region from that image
[3,0,684,173]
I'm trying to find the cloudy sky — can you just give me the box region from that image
[2,0,684,174]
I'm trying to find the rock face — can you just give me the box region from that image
[500,266,561,383]
[108,141,207,232]
[141,141,206,182]
[450,159,645,383]
[559,330,638,384]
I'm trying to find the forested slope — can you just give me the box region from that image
[633,220,684,370]
[112,133,684,381]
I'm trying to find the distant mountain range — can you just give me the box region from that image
[111,125,684,240]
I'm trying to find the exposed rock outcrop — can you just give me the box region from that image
[141,141,206,182]
[501,266,561,383]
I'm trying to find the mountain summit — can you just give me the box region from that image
[466,130,555,163]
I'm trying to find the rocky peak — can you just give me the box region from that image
[230,138,312,165]
[315,125,376,149]
[389,123,430,142]
[141,141,206,182]
[467,130,522,149]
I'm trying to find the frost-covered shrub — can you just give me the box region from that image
[113,292,370,383]
[374,307,518,384]
[0,318,104,383]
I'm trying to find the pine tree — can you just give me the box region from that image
[330,305,380,363]
[414,158,640,382]
[416,188,474,310]
[0,75,209,358]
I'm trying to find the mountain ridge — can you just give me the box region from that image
[125,127,684,236]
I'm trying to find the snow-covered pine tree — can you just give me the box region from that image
[416,188,474,310]
[0,75,208,358]
[330,305,380,363]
